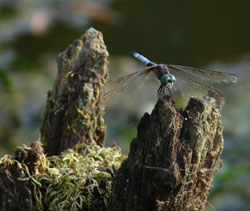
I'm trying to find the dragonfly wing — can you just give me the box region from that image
[103,67,154,105]
[169,67,224,103]
[172,68,211,93]
[168,64,238,83]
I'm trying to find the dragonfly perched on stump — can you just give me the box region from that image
[103,52,238,105]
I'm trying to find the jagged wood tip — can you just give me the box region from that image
[40,27,109,155]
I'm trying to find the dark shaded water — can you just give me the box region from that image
[94,0,250,66]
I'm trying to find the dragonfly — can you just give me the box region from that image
[103,52,238,105]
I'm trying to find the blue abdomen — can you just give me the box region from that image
[130,52,156,66]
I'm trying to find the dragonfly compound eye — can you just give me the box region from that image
[169,74,176,84]
[161,74,176,87]
[160,75,170,86]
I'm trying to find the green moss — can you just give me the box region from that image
[0,144,126,211]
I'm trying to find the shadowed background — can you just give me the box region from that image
[0,0,249,210]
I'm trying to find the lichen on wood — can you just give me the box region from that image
[40,27,109,156]
[109,95,224,211]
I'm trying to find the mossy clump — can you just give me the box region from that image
[0,143,126,211]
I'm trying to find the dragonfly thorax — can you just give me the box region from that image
[160,74,176,88]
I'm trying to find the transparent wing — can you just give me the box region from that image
[103,67,154,106]
[169,66,224,103]
[168,64,238,83]
[172,68,212,94]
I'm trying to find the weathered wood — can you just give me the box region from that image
[40,28,109,155]
[109,95,224,211]
[0,28,111,211]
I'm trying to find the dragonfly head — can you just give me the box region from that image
[160,74,176,88]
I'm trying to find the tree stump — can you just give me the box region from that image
[40,27,109,155]
[109,95,223,211]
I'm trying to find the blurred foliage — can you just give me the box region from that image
[117,126,137,151]
[215,165,250,184]
[0,68,13,91]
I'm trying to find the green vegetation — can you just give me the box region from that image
[0,143,127,210]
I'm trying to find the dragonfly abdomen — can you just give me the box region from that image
[130,52,156,67]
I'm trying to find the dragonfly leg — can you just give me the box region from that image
[157,85,164,97]
[158,86,174,98]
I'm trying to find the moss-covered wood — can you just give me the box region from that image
[0,94,224,211]
[40,27,109,156]
[0,142,126,211]
[0,28,225,211]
